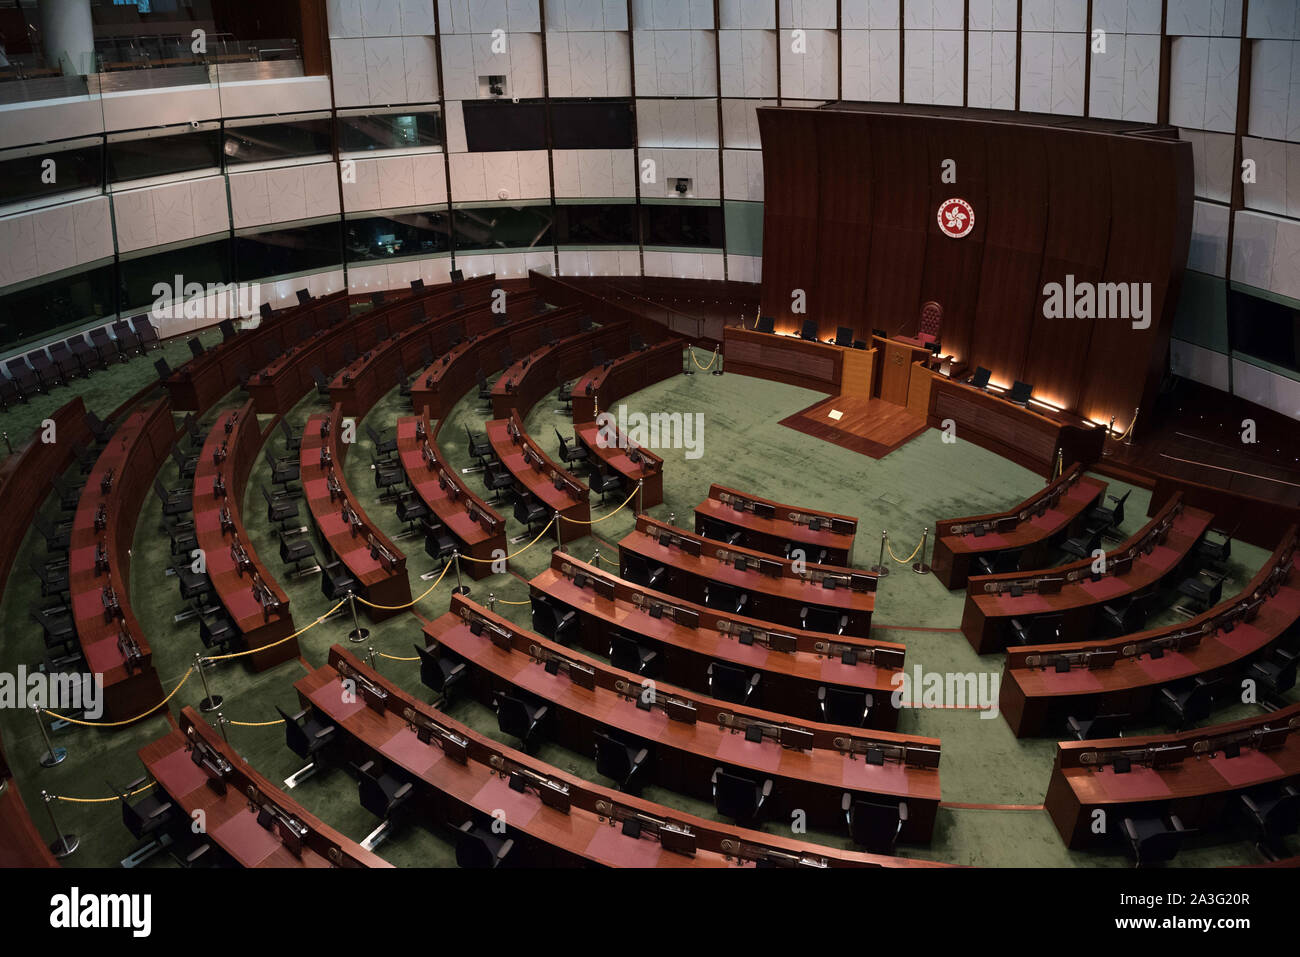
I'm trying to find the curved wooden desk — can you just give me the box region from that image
[68,400,169,723]
[933,464,1108,589]
[619,515,875,638]
[396,412,506,580]
[140,707,391,867]
[1044,703,1300,849]
[486,411,591,544]
[530,552,904,729]
[427,594,939,840]
[694,483,857,566]
[490,322,630,420]
[574,421,664,510]
[297,645,943,867]
[1000,528,1300,736]
[961,493,1214,654]
[300,407,410,620]
[193,402,297,670]
[570,338,684,425]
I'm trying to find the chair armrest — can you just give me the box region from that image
[633,748,649,765]
[898,802,909,822]
[497,838,514,861]
[841,792,851,813]
[1169,814,1187,833]
[148,800,174,820]
[357,760,376,777]
[1123,818,1139,841]
[531,704,549,724]
[313,724,336,739]
[760,779,773,798]
[392,782,413,802]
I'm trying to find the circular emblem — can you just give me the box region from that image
[937,198,974,239]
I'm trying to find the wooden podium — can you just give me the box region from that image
[873,335,932,407]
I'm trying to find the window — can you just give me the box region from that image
[118,238,233,313]
[550,99,634,150]
[0,264,116,350]
[0,142,104,208]
[1229,289,1300,374]
[461,100,547,152]
[345,211,451,262]
[452,205,553,251]
[222,118,333,167]
[108,128,221,183]
[235,223,342,281]
[554,203,637,246]
[338,110,443,153]
[642,203,724,248]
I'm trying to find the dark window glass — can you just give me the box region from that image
[642,204,724,249]
[222,118,333,167]
[345,211,451,262]
[1229,290,1300,374]
[108,129,221,182]
[117,238,233,313]
[0,264,116,350]
[0,144,104,207]
[338,111,443,152]
[554,203,637,246]
[452,205,553,251]
[462,100,547,152]
[550,99,634,149]
[234,222,342,281]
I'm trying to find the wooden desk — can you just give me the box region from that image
[962,494,1214,654]
[247,314,377,415]
[408,302,579,419]
[570,339,683,424]
[1044,703,1300,849]
[426,594,940,841]
[486,411,591,544]
[1000,529,1300,736]
[140,708,390,867]
[0,730,57,867]
[574,421,664,509]
[531,552,903,729]
[873,335,932,408]
[298,645,939,866]
[620,515,875,638]
[694,483,857,566]
[933,464,1108,589]
[192,402,297,670]
[926,376,1107,477]
[722,325,847,394]
[68,401,169,723]
[396,412,505,580]
[490,322,630,420]
[300,408,410,619]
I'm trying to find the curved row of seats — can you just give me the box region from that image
[4,316,161,410]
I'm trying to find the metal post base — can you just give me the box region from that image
[50,835,80,859]
[121,833,171,869]
[912,561,931,575]
[420,566,446,581]
[360,820,392,852]
[461,465,485,475]
[870,565,890,578]
[283,761,318,790]
[348,627,370,643]
[39,747,68,768]
[199,695,223,713]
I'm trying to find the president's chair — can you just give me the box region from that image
[917,301,943,346]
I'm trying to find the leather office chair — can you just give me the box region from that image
[531,596,578,645]
[1060,523,1106,561]
[1195,529,1232,567]
[423,521,458,568]
[198,615,238,656]
[843,796,908,853]
[594,730,649,792]
[310,366,331,398]
[1240,785,1300,852]
[30,556,69,598]
[819,686,873,727]
[170,442,198,480]
[366,424,398,458]
[357,760,413,847]
[711,768,772,825]
[455,819,514,869]
[1247,648,1298,697]
[698,516,743,547]
[1177,571,1225,612]
[1010,614,1064,646]
[1065,713,1129,740]
[34,514,70,552]
[704,582,749,615]
[263,484,299,529]
[264,448,300,489]
[495,693,548,753]
[917,301,942,346]
[1158,676,1214,730]
[1088,490,1131,532]
[476,369,493,405]
[1099,595,1148,637]
[975,549,1024,577]
[800,605,848,635]
[587,466,624,505]
[707,661,759,705]
[278,418,302,452]
[484,461,516,507]
[609,632,658,676]
[414,643,467,700]
[278,529,317,576]
[320,560,358,602]
[276,705,337,765]
[154,478,192,523]
[513,492,549,535]
[622,554,665,589]
[52,476,83,513]
[119,776,175,843]
[554,428,588,465]
[31,603,77,657]
[395,491,430,533]
[1122,813,1191,867]
[465,425,493,466]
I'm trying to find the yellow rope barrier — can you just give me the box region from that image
[376,652,419,661]
[227,718,286,727]
[566,483,639,525]
[355,562,449,611]
[596,553,620,567]
[204,599,347,662]
[688,346,719,372]
[462,516,556,562]
[45,667,195,727]
[493,597,531,605]
[886,534,926,565]
[53,782,154,804]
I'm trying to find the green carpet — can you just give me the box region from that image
[1,349,1295,868]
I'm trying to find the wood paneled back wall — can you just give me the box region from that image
[757,105,1194,430]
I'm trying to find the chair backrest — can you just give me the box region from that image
[594,731,632,782]
[496,694,534,740]
[971,366,991,389]
[1136,826,1184,865]
[414,644,449,692]
[1264,792,1300,837]
[709,661,750,703]
[713,770,759,819]
[530,599,559,640]
[823,687,869,726]
[275,706,311,758]
[803,605,844,633]
[918,301,943,341]
[848,799,903,852]
[455,829,495,868]
[358,768,394,818]
[608,633,643,673]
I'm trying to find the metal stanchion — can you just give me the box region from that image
[487,592,497,613]
[592,547,601,567]
[711,345,723,375]
[346,590,369,643]
[912,527,932,575]
[1052,448,1063,481]
[196,652,223,711]
[451,551,469,596]
[34,708,66,768]
[41,791,79,858]
[555,511,563,554]
[683,348,695,376]
[216,712,229,744]
[366,645,378,669]
[870,530,890,577]
[2,431,11,455]
[1124,407,1139,446]
[1103,415,1116,457]
[668,511,676,526]
[636,479,644,515]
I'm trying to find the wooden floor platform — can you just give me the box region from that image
[779,395,928,459]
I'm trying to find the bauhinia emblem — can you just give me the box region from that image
[937,198,974,239]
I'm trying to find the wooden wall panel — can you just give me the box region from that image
[757,110,822,333]
[813,112,874,331]
[863,118,930,334]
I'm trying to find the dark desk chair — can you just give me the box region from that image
[34,514,71,553]
[1247,648,1298,697]
[371,450,405,500]
[320,560,358,603]
[414,643,466,701]
[1099,595,1149,637]
[169,525,199,559]
[170,443,198,480]
[1010,614,1064,646]
[30,555,69,597]
[465,424,493,467]
[594,730,649,792]
[366,424,397,458]
[154,357,174,382]
[476,369,493,405]
[587,466,623,505]
[513,492,549,535]
[173,564,211,617]
[396,362,413,398]
[423,521,458,570]
[707,661,759,705]
[1060,523,1106,561]
[530,596,578,645]
[1177,571,1225,613]
[969,366,991,390]
[310,366,331,398]
[31,603,77,657]
[1065,713,1129,740]
[483,461,515,507]
[1240,785,1300,854]
[85,410,117,445]
[495,693,548,754]
[187,338,206,359]
[52,476,83,514]
[800,605,848,635]
[1088,490,1131,534]
[130,316,161,351]
[622,554,665,589]
[264,448,300,489]
[555,428,588,465]
[555,370,574,412]
[357,760,413,850]
[1195,529,1232,568]
[198,615,238,657]
[154,478,193,524]
[704,582,749,615]
[395,491,429,534]
[262,484,299,529]
[1122,813,1191,867]
[276,705,337,788]
[711,768,772,825]
[455,819,513,869]
[843,796,908,853]
[219,318,238,341]
[279,529,318,577]
[975,549,1023,577]
[278,417,302,453]
[181,413,205,451]
[609,633,658,676]
[698,516,742,547]
[70,441,96,475]
[118,775,175,866]
[1158,676,1214,731]
[819,687,873,727]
